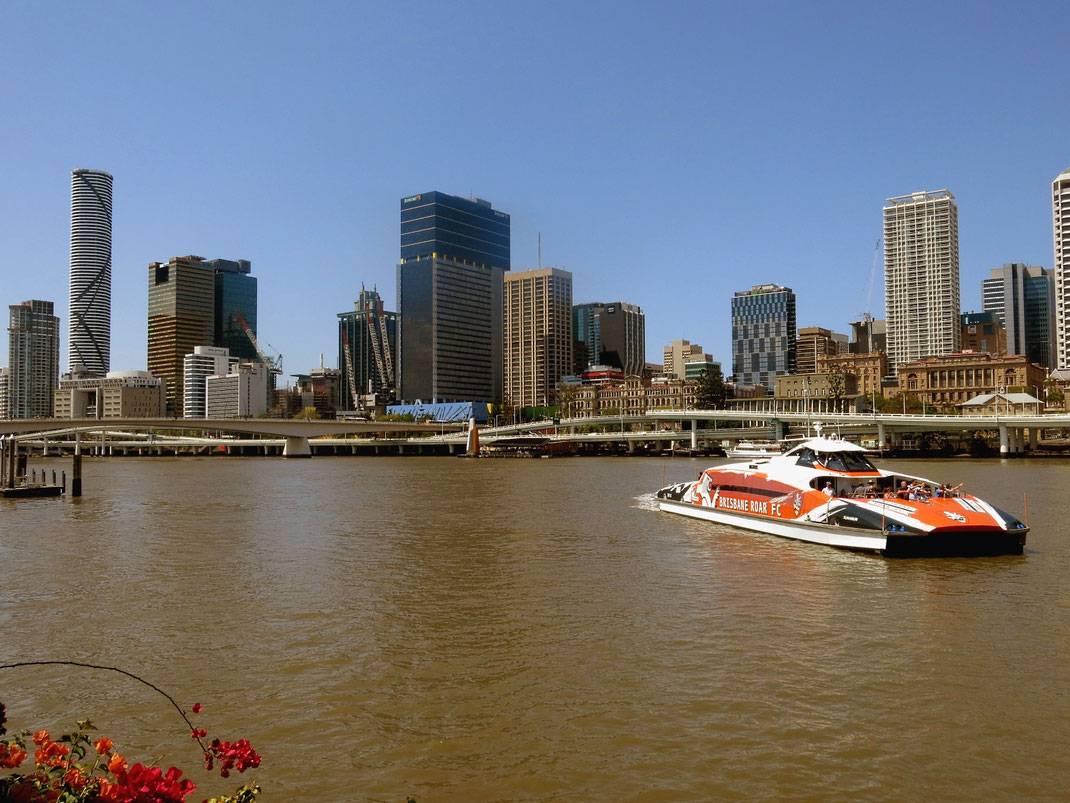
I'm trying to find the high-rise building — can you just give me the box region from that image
[338,287,397,410]
[981,263,1054,367]
[148,256,215,416]
[1054,168,1070,368]
[69,169,113,375]
[183,346,232,418]
[8,300,60,419]
[795,326,847,375]
[663,339,708,380]
[0,366,8,419]
[848,316,886,354]
[731,283,796,390]
[504,267,573,407]
[397,191,509,403]
[209,258,258,363]
[206,362,268,418]
[960,311,1007,356]
[573,302,646,376]
[883,190,960,374]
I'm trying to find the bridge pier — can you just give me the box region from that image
[690,420,698,450]
[283,436,312,458]
[1030,427,1039,451]
[999,425,1009,457]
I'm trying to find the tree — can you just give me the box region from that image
[826,368,847,413]
[554,381,581,420]
[693,366,728,410]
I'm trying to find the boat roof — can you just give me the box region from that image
[783,435,866,454]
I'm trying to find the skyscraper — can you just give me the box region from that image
[69,169,113,375]
[981,263,1054,367]
[504,267,573,407]
[883,190,960,374]
[573,301,646,376]
[209,258,258,363]
[147,256,215,416]
[1052,168,1070,368]
[338,286,397,410]
[397,191,509,403]
[731,284,796,390]
[8,300,59,419]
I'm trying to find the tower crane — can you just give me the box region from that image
[341,329,359,408]
[232,312,282,376]
[861,239,881,323]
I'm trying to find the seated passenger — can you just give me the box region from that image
[896,481,910,500]
[822,481,835,496]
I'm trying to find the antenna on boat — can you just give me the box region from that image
[814,421,824,439]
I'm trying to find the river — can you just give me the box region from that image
[1,455,1068,800]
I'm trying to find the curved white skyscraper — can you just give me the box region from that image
[69,168,113,374]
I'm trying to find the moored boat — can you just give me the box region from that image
[656,428,1028,557]
[723,440,784,459]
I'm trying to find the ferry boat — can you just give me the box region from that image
[656,428,1028,557]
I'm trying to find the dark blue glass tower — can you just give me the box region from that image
[210,258,258,363]
[397,191,510,403]
[731,283,797,391]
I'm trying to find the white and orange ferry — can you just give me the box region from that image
[656,428,1028,557]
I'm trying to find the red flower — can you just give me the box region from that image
[108,752,127,774]
[95,736,114,754]
[31,729,50,746]
[190,703,202,714]
[0,742,29,768]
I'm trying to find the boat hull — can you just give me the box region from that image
[658,498,1026,557]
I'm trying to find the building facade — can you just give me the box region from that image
[148,256,216,415]
[397,191,509,403]
[982,262,1054,368]
[205,362,268,418]
[796,326,846,374]
[569,376,696,419]
[731,283,796,391]
[183,346,231,418]
[338,287,397,410]
[573,301,645,377]
[0,366,8,419]
[849,316,886,354]
[896,352,1046,406]
[504,267,573,407]
[210,258,258,363]
[883,190,961,374]
[815,351,888,400]
[69,168,113,375]
[1054,168,1070,368]
[960,311,1007,356]
[54,370,165,418]
[663,339,708,380]
[8,300,59,419]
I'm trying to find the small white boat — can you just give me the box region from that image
[724,441,783,459]
[657,427,1028,557]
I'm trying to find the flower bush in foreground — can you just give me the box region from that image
[0,662,261,803]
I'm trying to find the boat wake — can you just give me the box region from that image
[633,492,661,511]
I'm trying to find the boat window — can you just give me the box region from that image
[794,448,818,467]
[815,451,876,472]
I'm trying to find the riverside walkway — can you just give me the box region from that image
[3,410,1066,458]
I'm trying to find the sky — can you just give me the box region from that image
[1,0,1069,379]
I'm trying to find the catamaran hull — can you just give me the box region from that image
[658,498,1026,557]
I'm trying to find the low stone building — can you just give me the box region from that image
[960,391,1043,416]
[816,351,887,400]
[54,370,166,419]
[570,376,695,418]
[896,352,1046,406]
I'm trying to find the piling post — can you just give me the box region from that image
[6,437,15,489]
[72,433,83,497]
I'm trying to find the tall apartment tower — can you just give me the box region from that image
[148,256,215,416]
[883,190,960,374]
[8,300,60,419]
[1052,168,1070,368]
[397,191,509,403]
[573,302,646,376]
[69,169,113,375]
[981,263,1054,367]
[731,284,796,390]
[0,366,9,419]
[209,258,258,363]
[503,267,573,407]
[338,286,397,410]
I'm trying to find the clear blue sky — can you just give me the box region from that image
[2,0,1068,378]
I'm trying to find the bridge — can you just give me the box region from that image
[3,409,1067,458]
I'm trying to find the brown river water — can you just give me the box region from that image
[1,455,1068,801]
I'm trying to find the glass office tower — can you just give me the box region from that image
[397,191,509,403]
[731,283,797,391]
[209,258,258,363]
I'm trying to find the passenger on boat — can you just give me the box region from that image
[896,481,910,500]
[822,481,835,496]
[866,481,878,497]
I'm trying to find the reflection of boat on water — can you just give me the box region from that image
[656,428,1028,557]
[724,441,783,459]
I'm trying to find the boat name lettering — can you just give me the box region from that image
[717,496,781,516]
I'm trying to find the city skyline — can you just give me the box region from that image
[1,3,1069,377]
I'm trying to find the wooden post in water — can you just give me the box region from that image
[6,437,15,489]
[72,433,82,498]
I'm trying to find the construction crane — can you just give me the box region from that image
[861,239,881,322]
[365,310,390,390]
[232,312,282,376]
[341,329,359,408]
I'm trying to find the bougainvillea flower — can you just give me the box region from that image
[31,729,50,746]
[95,736,114,754]
[107,751,127,774]
[191,703,202,714]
